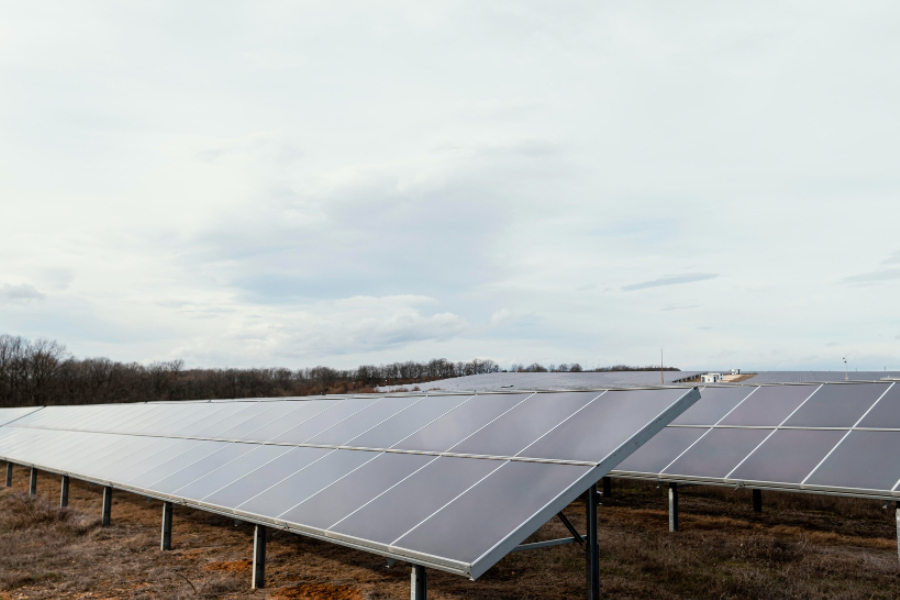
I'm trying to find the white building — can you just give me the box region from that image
[701,372,723,383]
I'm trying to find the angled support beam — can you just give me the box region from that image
[4,462,11,487]
[411,564,427,600]
[252,524,267,589]
[513,536,584,552]
[101,486,112,526]
[60,475,69,508]
[668,482,679,532]
[601,476,611,499]
[752,489,762,513]
[557,512,585,546]
[161,501,173,550]
[29,467,37,496]
[585,486,600,600]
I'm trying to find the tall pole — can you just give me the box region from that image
[252,525,267,589]
[585,486,600,600]
[411,565,427,600]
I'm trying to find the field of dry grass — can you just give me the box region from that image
[1,465,898,599]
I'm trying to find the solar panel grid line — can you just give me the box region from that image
[656,386,760,476]
[360,394,476,448]
[0,388,702,581]
[0,454,583,580]
[172,403,251,438]
[118,404,191,435]
[295,397,395,444]
[466,388,700,578]
[241,400,340,442]
[441,393,539,454]
[158,403,241,436]
[510,391,607,459]
[91,405,158,434]
[225,402,336,442]
[113,439,205,484]
[467,464,600,579]
[325,454,443,532]
[305,396,426,446]
[389,394,532,453]
[385,459,508,555]
[245,450,385,520]
[226,448,347,515]
[0,407,43,426]
[272,398,384,444]
[187,403,275,438]
[158,390,700,576]
[3,420,613,467]
[189,445,307,507]
[722,384,825,480]
[800,382,895,487]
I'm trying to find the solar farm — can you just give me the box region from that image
[2,381,900,598]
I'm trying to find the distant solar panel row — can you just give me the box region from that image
[0,388,698,579]
[612,382,900,499]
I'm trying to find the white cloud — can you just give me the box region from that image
[2,1,900,370]
[490,308,512,326]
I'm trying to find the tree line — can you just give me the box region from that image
[0,334,678,407]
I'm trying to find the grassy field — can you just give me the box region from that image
[1,465,898,599]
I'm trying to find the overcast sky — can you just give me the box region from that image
[2,1,899,371]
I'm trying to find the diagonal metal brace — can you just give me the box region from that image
[556,512,585,546]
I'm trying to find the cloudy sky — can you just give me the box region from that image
[2,1,899,371]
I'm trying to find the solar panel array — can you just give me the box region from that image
[0,388,698,579]
[612,382,900,499]
[742,372,900,384]
[379,371,703,392]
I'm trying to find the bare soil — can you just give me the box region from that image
[1,465,898,599]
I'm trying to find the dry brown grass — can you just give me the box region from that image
[0,466,898,599]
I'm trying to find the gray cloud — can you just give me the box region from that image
[882,251,900,265]
[622,274,718,292]
[661,303,699,311]
[842,268,900,285]
[0,284,45,303]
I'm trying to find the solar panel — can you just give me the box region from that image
[0,406,43,427]
[612,382,900,499]
[0,388,698,579]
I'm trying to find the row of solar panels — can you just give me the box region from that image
[0,388,696,579]
[613,382,900,498]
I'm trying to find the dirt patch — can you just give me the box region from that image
[268,582,363,600]
[205,560,252,573]
[2,467,899,599]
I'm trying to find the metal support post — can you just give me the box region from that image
[29,467,37,496]
[601,476,611,499]
[586,487,600,600]
[668,482,679,532]
[896,502,900,564]
[161,501,173,550]
[101,486,112,526]
[4,462,11,487]
[60,475,69,507]
[252,524,267,589]
[411,564,427,600]
[752,489,762,513]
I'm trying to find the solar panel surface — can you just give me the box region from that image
[613,382,900,499]
[0,388,699,579]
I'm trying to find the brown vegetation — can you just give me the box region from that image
[1,465,897,599]
[0,334,682,407]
